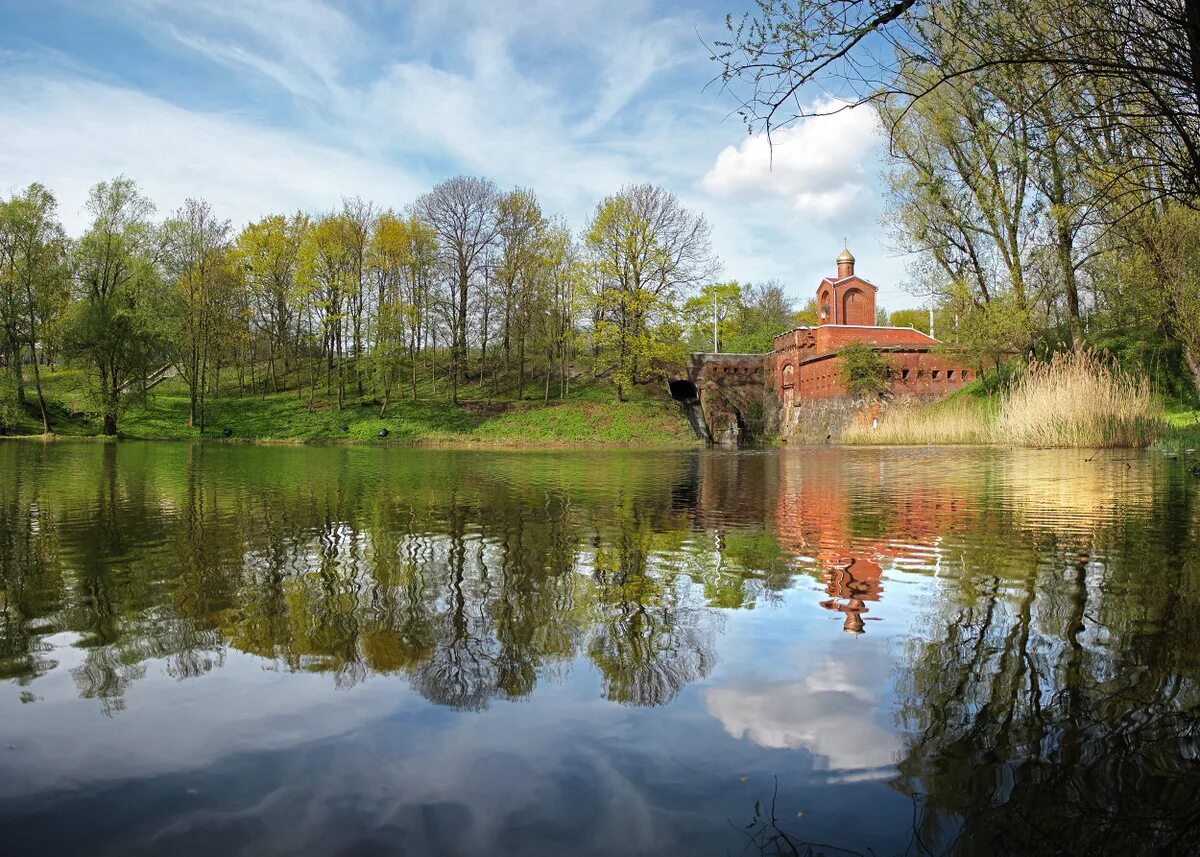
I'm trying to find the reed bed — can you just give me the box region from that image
[995,351,1163,448]
[843,397,992,445]
[845,350,1165,448]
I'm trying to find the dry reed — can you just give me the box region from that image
[843,397,993,445]
[995,351,1163,447]
[844,350,1164,448]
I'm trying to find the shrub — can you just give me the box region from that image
[838,342,893,398]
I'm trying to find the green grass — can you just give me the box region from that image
[1160,404,1200,452]
[0,367,697,447]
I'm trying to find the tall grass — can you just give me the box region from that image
[846,350,1165,448]
[843,397,993,445]
[996,351,1163,447]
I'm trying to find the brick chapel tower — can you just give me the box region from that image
[817,247,877,326]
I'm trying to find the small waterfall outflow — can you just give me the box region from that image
[668,379,710,443]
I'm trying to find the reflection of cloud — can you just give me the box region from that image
[704,657,898,777]
[0,640,405,800]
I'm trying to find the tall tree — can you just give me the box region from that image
[163,198,233,431]
[300,213,355,409]
[235,213,305,394]
[415,176,498,404]
[62,177,166,435]
[0,184,69,432]
[584,184,718,400]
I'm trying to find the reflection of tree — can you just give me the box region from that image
[0,451,65,683]
[891,470,1200,854]
[2,443,777,713]
[589,520,719,707]
[734,777,875,857]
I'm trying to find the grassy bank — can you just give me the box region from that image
[846,351,1170,448]
[0,368,698,446]
[1162,405,1200,452]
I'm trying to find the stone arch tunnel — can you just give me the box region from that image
[671,353,770,446]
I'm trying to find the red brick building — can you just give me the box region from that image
[770,248,974,405]
[679,249,976,443]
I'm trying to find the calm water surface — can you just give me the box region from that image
[1,442,1197,856]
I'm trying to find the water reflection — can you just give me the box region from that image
[1,443,1198,855]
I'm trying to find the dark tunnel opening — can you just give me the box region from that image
[668,379,699,402]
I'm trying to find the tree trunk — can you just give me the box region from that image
[28,341,50,433]
[100,365,118,435]
[1185,343,1200,399]
[12,344,26,405]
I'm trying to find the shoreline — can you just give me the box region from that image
[2,433,1183,452]
[0,432,702,451]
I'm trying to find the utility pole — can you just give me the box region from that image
[712,295,719,353]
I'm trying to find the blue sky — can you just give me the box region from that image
[0,0,921,311]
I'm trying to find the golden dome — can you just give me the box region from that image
[837,247,855,264]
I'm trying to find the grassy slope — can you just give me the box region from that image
[0,368,696,446]
[1162,403,1200,451]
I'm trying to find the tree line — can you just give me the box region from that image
[3,176,822,435]
[716,0,1200,398]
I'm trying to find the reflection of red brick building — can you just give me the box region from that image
[821,556,883,634]
[770,450,972,634]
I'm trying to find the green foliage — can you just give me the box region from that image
[0,397,22,433]
[684,279,795,354]
[838,341,893,398]
[889,308,930,334]
[941,283,1030,365]
[791,298,819,327]
[684,281,742,351]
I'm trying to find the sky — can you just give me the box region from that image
[0,0,923,312]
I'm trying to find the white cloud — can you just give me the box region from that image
[700,100,881,220]
[0,75,424,232]
[703,656,899,777]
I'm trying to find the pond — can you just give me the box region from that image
[1,442,1197,856]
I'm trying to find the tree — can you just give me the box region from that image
[879,65,1034,314]
[0,184,69,432]
[341,197,375,398]
[684,281,742,352]
[163,198,233,431]
[61,177,166,435]
[890,308,930,334]
[584,184,719,400]
[235,213,305,394]
[370,212,438,408]
[713,0,1200,201]
[944,283,1031,388]
[1107,205,1200,393]
[494,187,549,397]
[300,213,356,408]
[415,176,498,403]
